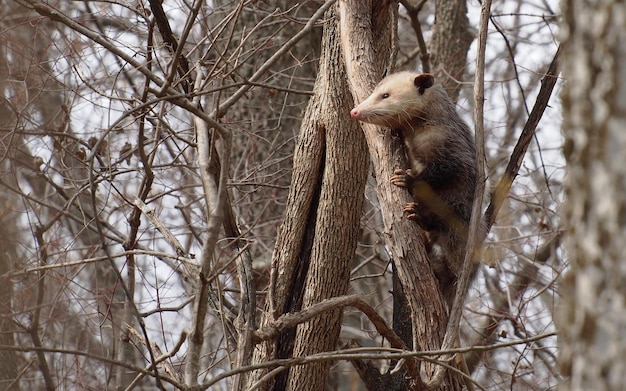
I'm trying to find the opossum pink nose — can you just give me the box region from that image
[350,108,359,118]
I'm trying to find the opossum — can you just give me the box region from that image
[350,72,479,306]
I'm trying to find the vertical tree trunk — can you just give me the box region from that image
[247,5,369,390]
[559,1,626,389]
[285,9,369,388]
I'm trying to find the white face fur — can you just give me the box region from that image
[350,72,435,130]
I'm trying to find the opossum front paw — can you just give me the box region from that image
[404,202,419,220]
[390,168,415,188]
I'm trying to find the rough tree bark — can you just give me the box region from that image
[247,5,369,390]
[558,1,626,389]
[285,14,369,381]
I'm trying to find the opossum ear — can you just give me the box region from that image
[414,73,434,95]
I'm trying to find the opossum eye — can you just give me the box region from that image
[381,93,390,99]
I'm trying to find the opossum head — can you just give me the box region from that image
[350,72,444,131]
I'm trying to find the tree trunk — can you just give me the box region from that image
[285,10,369,388]
[247,5,369,390]
[558,1,626,390]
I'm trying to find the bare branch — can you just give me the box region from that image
[201,331,556,389]
[399,0,430,73]
[185,66,233,386]
[483,45,562,230]
[213,0,336,118]
[134,198,186,256]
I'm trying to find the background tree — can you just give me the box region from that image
[0,0,563,389]
[558,1,626,389]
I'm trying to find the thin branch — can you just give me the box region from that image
[185,64,233,386]
[149,0,202,94]
[254,294,422,387]
[123,327,187,390]
[19,0,169,91]
[134,198,186,256]
[0,345,185,389]
[464,232,562,373]
[114,28,160,387]
[483,45,562,230]
[213,0,336,118]
[399,0,430,73]
[31,226,55,391]
[8,249,196,277]
[200,331,556,388]
[229,212,257,388]
[19,0,317,137]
